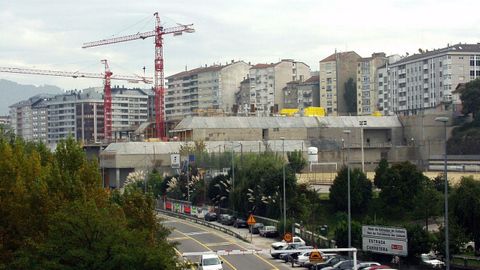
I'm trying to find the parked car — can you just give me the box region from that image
[220,214,235,226]
[272,243,308,259]
[233,218,247,228]
[309,256,346,270]
[271,236,306,250]
[283,247,314,263]
[293,250,312,267]
[217,214,229,224]
[259,225,279,237]
[248,223,264,234]
[204,212,217,221]
[420,252,444,268]
[355,262,381,270]
[198,254,223,270]
[320,259,354,270]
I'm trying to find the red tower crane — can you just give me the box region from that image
[82,12,194,140]
[0,61,152,141]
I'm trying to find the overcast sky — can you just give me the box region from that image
[1,0,479,90]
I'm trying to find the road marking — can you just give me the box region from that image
[175,229,238,270]
[165,215,279,270]
[168,236,190,241]
[184,231,210,236]
[205,242,232,247]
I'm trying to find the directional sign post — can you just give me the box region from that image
[247,214,256,243]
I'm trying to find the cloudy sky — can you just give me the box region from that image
[1,0,479,90]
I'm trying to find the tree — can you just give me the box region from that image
[412,179,442,231]
[450,176,480,255]
[334,218,362,248]
[459,78,480,119]
[343,78,357,114]
[404,224,434,259]
[287,150,307,173]
[373,158,389,189]
[329,167,372,215]
[378,161,426,218]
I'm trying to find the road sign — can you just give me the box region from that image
[283,232,293,243]
[362,225,408,256]
[170,154,180,168]
[309,249,323,263]
[247,214,256,225]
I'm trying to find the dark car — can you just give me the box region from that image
[233,218,247,228]
[204,212,217,221]
[310,256,346,270]
[248,223,264,234]
[220,214,235,226]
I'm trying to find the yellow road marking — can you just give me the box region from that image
[167,216,279,270]
[175,229,237,270]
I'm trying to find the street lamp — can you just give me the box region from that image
[281,137,286,235]
[435,116,449,270]
[343,129,352,249]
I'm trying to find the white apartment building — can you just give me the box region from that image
[249,59,310,115]
[387,43,480,115]
[166,61,251,122]
[356,53,388,115]
[9,95,52,143]
[110,88,149,132]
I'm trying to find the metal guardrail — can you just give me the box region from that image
[156,208,249,243]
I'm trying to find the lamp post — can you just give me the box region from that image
[343,129,352,249]
[435,116,449,270]
[281,137,286,235]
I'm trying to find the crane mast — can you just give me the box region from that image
[0,63,152,142]
[83,12,194,140]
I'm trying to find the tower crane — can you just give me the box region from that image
[0,61,152,141]
[82,12,194,140]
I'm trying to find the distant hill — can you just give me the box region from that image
[0,79,63,115]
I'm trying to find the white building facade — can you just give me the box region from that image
[387,44,480,115]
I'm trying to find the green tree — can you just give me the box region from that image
[329,167,372,215]
[287,150,307,173]
[459,78,480,119]
[412,179,442,231]
[450,176,480,255]
[378,161,426,218]
[334,219,362,248]
[404,224,434,259]
[373,158,389,189]
[343,77,357,114]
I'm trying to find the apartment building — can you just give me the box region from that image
[165,61,251,123]
[283,76,320,109]
[234,77,251,115]
[249,59,311,115]
[319,51,361,116]
[356,53,388,115]
[387,43,480,115]
[110,87,149,132]
[9,95,51,142]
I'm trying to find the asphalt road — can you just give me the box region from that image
[161,216,292,270]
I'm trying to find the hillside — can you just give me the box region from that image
[0,79,63,115]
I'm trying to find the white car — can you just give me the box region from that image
[271,236,306,249]
[199,254,223,270]
[420,253,444,269]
